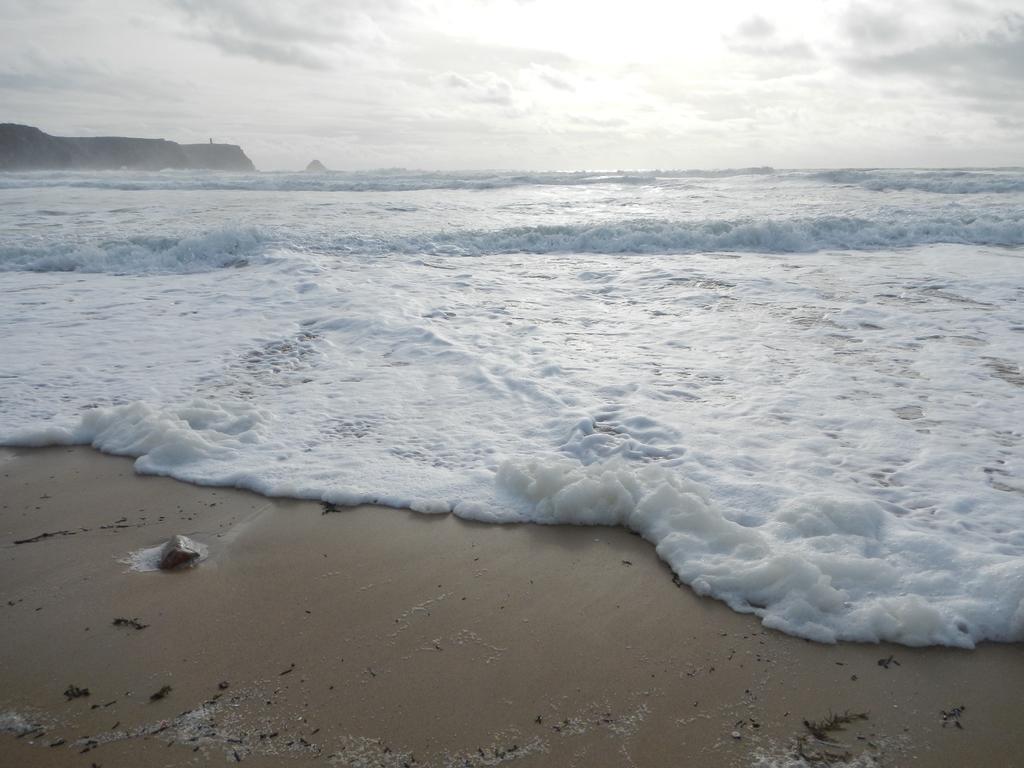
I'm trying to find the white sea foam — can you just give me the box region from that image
[0,167,774,193]
[811,169,1024,194]
[751,748,886,768]
[0,711,41,736]
[0,228,269,273]
[2,169,1022,647]
[2,216,1023,276]
[347,214,1024,255]
[5,167,1021,195]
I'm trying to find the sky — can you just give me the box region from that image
[1,0,1022,170]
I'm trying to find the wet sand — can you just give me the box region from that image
[1,446,1022,767]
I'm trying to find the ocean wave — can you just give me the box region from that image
[6,214,1021,275]
[0,228,270,274]
[0,167,775,192]
[5,167,1024,195]
[810,169,1024,194]
[339,214,1024,256]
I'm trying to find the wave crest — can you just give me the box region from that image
[811,169,1024,194]
[0,228,270,274]
[343,215,1024,256]
[0,167,775,192]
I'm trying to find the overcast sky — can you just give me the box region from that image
[2,0,1022,170]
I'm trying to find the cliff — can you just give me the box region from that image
[0,124,256,171]
[181,143,256,171]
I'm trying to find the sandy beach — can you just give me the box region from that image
[1,446,1022,767]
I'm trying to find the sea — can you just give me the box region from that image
[1,167,1022,648]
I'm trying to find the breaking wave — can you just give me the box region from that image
[5,213,1022,276]
[811,169,1024,194]
[337,214,1024,256]
[6,167,1024,195]
[0,228,271,274]
[0,167,775,192]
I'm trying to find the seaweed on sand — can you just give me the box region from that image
[795,710,872,766]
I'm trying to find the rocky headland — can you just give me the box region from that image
[0,124,256,171]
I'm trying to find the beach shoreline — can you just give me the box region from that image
[1,445,1021,767]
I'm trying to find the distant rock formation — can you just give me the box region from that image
[180,143,256,171]
[305,159,328,172]
[0,124,256,171]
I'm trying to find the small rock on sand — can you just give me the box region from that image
[159,535,202,570]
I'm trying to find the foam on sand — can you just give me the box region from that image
[497,457,1024,646]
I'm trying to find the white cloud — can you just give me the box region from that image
[169,0,404,69]
[440,71,516,105]
[725,14,816,59]
[0,0,1021,168]
[529,64,575,92]
[736,16,776,39]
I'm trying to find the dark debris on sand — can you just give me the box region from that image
[112,617,148,630]
[802,710,869,741]
[15,529,80,545]
[149,685,173,702]
[941,704,966,729]
[796,710,872,766]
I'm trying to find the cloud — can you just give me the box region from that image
[568,114,628,128]
[169,0,405,69]
[736,16,776,40]
[439,71,516,105]
[3,0,1023,168]
[731,40,815,59]
[2,0,67,18]
[843,12,1024,103]
[840,3,907,46]
[725,16,815,59]
[0,47,181,100]
[531,64,575,92]
[201,31,333,70]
